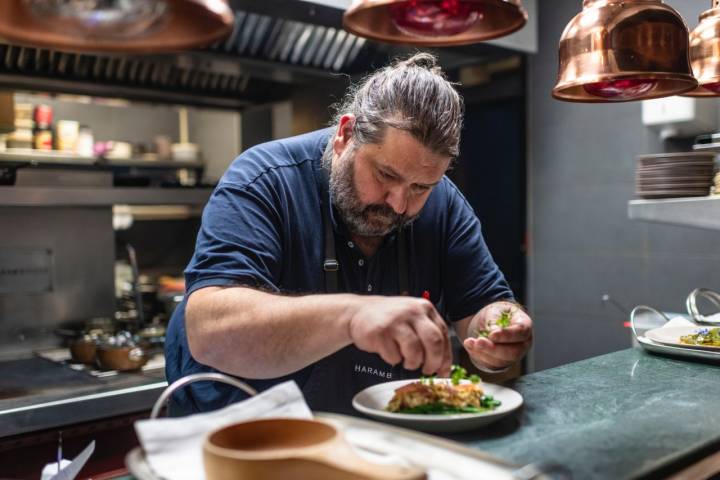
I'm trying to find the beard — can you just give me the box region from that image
[324,144,419,237]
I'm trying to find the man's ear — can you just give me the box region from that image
[333,114,355,156]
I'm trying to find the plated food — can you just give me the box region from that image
[680,327,720,347]
[387,365,501,415]
[353,366,523,433]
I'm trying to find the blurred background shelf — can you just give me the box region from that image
[0,149,204,170]
[0,186,213,206]
[628,196,720,230]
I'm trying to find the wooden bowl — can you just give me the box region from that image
[203,418,426,480]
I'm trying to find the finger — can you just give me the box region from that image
[466,339,531,369]
[488,323,532,343]
[377,337,403,366]
[425,303,452,376]
[463,337,507,369]
[440,344,452,377]
[412,320,446,375]
[394,324,424,371]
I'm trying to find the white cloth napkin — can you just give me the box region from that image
[662,316,697,328]
[135,380,515,480]
[135,381,312,480]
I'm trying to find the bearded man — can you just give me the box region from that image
[165,53,533,415]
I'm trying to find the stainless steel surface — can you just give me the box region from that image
[0,207,115,354]
[0,356,166,437]
[0,186,213,206]
[343,0,528,46]
[150,372,258,419]
[553,0,697,102]
[628,197,720,230]
[0,247,52,294]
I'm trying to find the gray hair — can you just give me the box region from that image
[331,52,463,159]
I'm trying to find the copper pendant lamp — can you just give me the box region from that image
[553,0,697,103]
[684,0,720,96]
[343,0,527,46]
[0,0,234,54]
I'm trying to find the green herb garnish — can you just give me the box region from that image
[397,398,500,415]
[450,364,467,385]
[496,308,513,328]
[476,307,515,338]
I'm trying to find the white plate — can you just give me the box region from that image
[352,379,523,433]
[645,326,720,351]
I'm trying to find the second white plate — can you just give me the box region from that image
[645,326,720,351]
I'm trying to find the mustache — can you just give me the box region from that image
[362,204,415,227]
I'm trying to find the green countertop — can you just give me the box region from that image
[445,348,720,479]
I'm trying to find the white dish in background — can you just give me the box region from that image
[352,379,523,433]
[645,326,720,351]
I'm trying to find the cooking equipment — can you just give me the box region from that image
[69,334,100,364]
[553,0,697,102]
[0,1,234,54]
[684,1,720,96]
[95,344,148,371]
[343,0,527,46]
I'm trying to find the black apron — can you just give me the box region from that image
[301,162,416,415]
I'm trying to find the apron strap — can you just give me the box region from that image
[398,227,409,295]
[315,159,409,295]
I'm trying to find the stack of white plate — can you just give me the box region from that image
[635,152,715,199]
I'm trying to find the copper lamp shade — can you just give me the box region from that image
[684,0,720,97]
[343,0,527,46]
[553,0,697,103]
[0,0,234,54]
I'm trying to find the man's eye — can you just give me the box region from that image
[412,185,431,194]
[378,169,395,180]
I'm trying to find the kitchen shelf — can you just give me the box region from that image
[0,186,213,207]
[628,196,720,230]
[0,149,203,170]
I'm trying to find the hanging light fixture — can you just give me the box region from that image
[684,0,720,97]
[553,0,697,103]
[343,0,527,46]
[0,0,234,54]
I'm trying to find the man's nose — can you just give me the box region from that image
[385,186,408,215]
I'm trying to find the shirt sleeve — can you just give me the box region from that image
[442,182,514,322]
[184,180,283,295]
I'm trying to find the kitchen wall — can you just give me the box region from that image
[527,0,720,370]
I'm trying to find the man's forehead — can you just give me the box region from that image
[362,129,449,177]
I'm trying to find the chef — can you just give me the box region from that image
[165,52,533,415]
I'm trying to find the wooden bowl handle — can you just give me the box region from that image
[304,438,427,480]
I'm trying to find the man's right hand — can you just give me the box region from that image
[347,296,452,377]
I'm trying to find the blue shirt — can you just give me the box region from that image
[165,128,513,414]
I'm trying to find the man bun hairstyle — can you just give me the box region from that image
[332,52,463,159]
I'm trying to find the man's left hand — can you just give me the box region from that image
[462,301,533,371]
